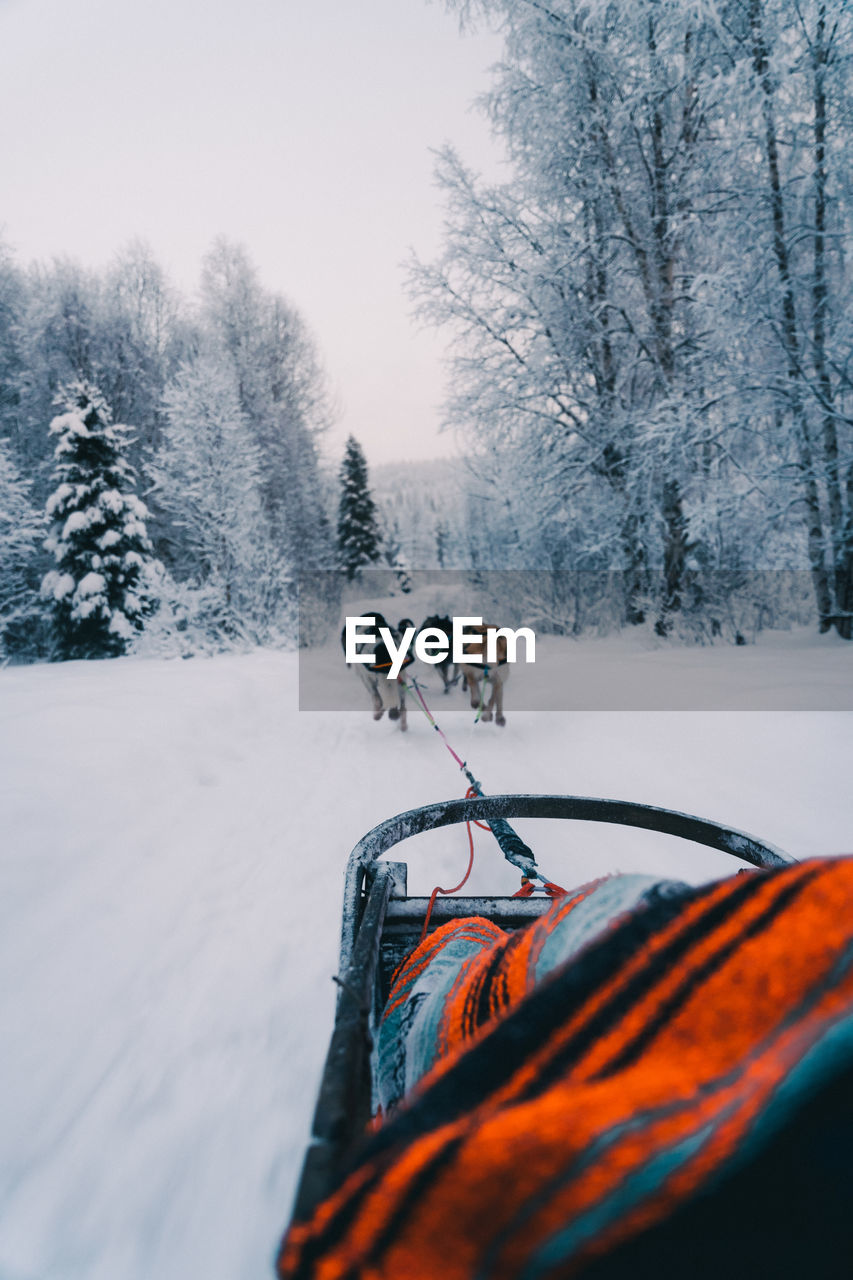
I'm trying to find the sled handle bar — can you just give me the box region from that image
[340,793,794,974]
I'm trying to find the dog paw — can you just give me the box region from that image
[481,709,493,722]
[388,707,400,721]
[373,708,385,721]
[496,714,506,727]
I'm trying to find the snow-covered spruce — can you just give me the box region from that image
[41,382,156,659]
[337,435,382,582]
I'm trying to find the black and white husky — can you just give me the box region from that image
[341,613,410,730]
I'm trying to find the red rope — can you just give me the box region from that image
[404,677,568,918]
[512,877,568,899]
[419,786,488,943]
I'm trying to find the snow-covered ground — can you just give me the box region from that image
[2,643,852,1280]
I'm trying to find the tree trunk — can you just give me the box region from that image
[655,480,689,636]
[810,4,850,637]
[837,462,853,639]
[749,0,834,629]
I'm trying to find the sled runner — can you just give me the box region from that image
[290,793,793,1224]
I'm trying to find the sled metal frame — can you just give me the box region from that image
[290,793,793,1222]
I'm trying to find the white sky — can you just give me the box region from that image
[0,0,505,464]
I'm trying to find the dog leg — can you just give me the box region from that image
[495,668,506,726]
[357,667,385,720]
[388,678,406,727]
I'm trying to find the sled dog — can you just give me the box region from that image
[458,621,509,726]
[341,612,410,729]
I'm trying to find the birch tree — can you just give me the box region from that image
[416,0,739,629]
[149,357,282,639]
[200,240,334,574]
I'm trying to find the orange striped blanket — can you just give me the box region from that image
[279,858,853,1279]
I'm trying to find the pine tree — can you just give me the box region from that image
[41,381,155,659]
[336,435,381,581]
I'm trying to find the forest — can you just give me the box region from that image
[1,0,852,660]
[0,238,334,660]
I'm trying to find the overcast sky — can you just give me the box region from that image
[0,0,504,465]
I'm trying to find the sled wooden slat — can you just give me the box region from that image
[384,895,550,925]
[290,864,393,1223]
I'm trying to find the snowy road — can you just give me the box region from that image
[2,645,852,1279]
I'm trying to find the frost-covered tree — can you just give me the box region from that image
[99,240,185,450]
[337,435,381,580]
[0,237,340,656]
[0,238,25,455]
[735,0,853,635]
[12,260,104,488]
[0,439,44,657]
[414,0,744,626]
[149,356,284,639]
[416,0,853,637]
[41,382,155,659]
[381,515,413,593]
[200,239,333,573]
[4,247,191,510]
[371,459,468,569]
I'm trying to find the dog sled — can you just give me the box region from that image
[288,793,794,1225]
[279,795,853,1280]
